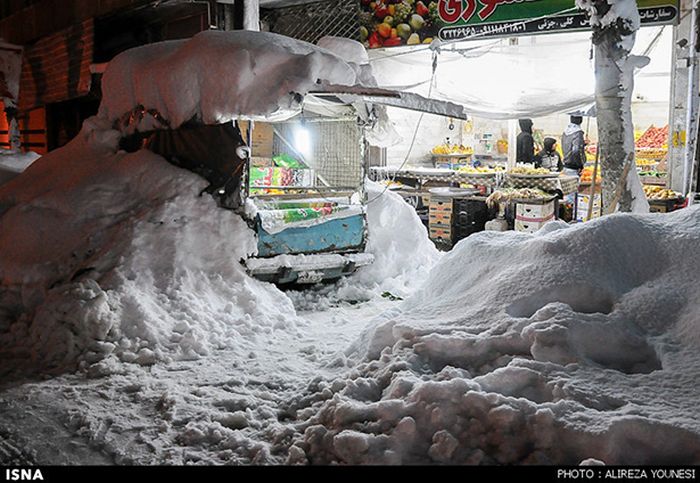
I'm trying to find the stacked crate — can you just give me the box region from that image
[514,198,557,233]
[428,196,453,248]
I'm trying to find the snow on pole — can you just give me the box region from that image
[576,0,649,213]
[244,0,260,31]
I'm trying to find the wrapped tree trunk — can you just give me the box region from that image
[576,0,649,213]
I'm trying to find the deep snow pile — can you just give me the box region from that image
[0,29,434,380]
[287,209,700,465]
[352,182,439,296]
[286,182,440,311]
[0,118,298,378]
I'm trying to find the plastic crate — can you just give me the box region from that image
[453,199,489,240]
[648,198,682,213]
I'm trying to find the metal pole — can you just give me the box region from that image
[683,0,700,195]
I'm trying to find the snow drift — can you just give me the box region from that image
[351,182,439,296]
[0,30,435,380]
[0,118,299,378]
[289,209,700,465]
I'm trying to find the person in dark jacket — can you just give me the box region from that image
[534,137,562,172]
[516,118,535,164]
[562,115,586,174]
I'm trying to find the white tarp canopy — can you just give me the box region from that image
[368,26,672,120]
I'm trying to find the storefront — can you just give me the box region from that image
[361,0,685,247]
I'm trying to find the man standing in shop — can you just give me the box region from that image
[562,115,586,175]
[516,118,535,164]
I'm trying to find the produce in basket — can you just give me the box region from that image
[580,165,601,184]
[457,165,504,174]
[509,166,551,175]
[636,125,669,149]
[486,188,549,208]
[432,143,473,155]
[643,185,680,200]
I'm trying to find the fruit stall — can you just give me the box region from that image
[635,125,669,187]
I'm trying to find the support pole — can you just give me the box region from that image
[683,0,700,195]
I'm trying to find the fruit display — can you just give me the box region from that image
[639,170,666,178]
[643,185,681,200]
[635,158,658,168]
[486,188,550,208]
[432,143,473,155]
[579,165,601,184]
[360,1,443,49]
[509,166,552,175]
[636,125,669,149]
[456,165,504,174]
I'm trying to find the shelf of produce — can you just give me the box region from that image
[640,176,667,186]
[577,182,602,195]
[369,166,502,187]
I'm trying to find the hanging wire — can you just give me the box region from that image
[366,46,441,205]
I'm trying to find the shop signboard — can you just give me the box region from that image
[360,0,680,48]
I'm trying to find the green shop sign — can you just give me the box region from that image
[359,0,679,48]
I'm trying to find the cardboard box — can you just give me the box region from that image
[515,216,554,233]
[429,199,453,213]
[429,211,452,224]
[576,194,601,221]
[516,200,555,219]
[429,224,452,241]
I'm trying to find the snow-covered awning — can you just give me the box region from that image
[98,30,377,129]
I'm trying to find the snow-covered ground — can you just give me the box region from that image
[0,116,435,465]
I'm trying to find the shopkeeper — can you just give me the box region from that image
[534,137,562,172]
[516,118,535,164]
[562,115,586,175]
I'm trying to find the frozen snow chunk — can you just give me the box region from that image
[173,320,190,334]
[135,348,157,366]
[475,366,554,403]
[524,317,662,374]
[286,445,308,465]
[333,430,371,462]
[507,284,615,318]
[86,356,125,378]
[428,430,459,463]
[217,411,248,430]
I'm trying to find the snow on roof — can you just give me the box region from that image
[295,207,700,464]
[98,30,371,129]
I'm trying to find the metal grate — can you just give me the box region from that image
[272,119,363,189]
[261,0,359,44]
